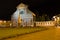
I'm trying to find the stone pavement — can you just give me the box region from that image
[5,28,60,40]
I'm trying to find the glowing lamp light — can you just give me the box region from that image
[55,19,57,21]
[4,21,6,23]
[57,17,59,20]
[10,23,12,26]
[53,16,56,18]
[0,21,2,23]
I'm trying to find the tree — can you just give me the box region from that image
[36,14,50,21]
[41,16,45,21]
[45,15,50,21]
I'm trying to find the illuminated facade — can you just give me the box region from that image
[53,15,60,26]
[11,3,35,27]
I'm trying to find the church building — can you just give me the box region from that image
[11,3,36,27]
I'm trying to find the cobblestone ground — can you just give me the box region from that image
[5,28,60,40]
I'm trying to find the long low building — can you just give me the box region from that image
[35,21,56,27]
[0,20,56,27]
[0,20,12,27]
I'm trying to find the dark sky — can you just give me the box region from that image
[0,0,60,20]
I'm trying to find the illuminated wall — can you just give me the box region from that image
[36,21,56,27]
[11,3,34,27]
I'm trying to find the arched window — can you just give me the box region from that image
[20,11,24,14]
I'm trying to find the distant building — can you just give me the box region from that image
[53,14,60,22]
[11,3,36,27]
[53,14,60,26]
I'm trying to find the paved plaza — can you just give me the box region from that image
[5,28,60,40]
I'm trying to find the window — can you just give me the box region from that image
[20,11,24,14]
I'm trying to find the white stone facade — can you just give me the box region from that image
[11,3,35,27]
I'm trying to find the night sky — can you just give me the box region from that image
[0,0,60,20]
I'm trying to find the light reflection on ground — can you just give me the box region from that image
[5,27,60,40]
